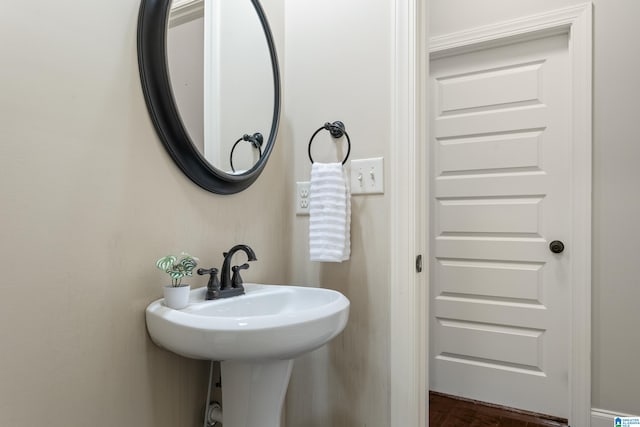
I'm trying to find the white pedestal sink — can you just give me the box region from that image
[145,284,350,427]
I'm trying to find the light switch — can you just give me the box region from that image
[350,157,384,195]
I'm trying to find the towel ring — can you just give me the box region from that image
[308,121,351,165]
[229,132,264,173]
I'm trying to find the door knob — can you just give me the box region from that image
[549,240,565,254]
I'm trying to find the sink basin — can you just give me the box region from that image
[146,283,350,361]
[146,283,350,427]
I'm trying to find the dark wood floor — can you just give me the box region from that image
[429,392,569,427]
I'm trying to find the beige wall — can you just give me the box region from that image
[283,0,392,425]
[6,0,638,425]
[591,0,640,415]
[431,0,640,416]
[0,0,288,426]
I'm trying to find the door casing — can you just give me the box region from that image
[389,3,592,426]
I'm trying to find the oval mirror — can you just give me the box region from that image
[137,0,280,194]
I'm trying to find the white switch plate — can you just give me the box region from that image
[350,157,384,195]
[296,181,310,215]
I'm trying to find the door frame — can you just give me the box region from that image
[389,3,592,426]
[390,0,429,425]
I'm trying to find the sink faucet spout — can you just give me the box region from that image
[220,244,257,290]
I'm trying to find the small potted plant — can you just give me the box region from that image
[156,252,199,309]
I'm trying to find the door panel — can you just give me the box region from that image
[430,34,571,418]
[437,197,543,235]
[437,130,542,175]
[436,61,543,115]
[435,258,543,302]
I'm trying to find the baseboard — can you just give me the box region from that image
[592,408,639,427]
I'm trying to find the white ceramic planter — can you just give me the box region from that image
[163,285,190,309]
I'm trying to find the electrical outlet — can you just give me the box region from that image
[350,157,384,195]
[296,181,311,215]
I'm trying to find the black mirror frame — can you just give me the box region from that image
[137,0,281,195]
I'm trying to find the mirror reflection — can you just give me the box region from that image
[166,0,275,174]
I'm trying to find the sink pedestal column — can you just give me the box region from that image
[220,359,294,427]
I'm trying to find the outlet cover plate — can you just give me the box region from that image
[296,181,310,215]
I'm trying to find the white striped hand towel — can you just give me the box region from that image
[309,162,351,262]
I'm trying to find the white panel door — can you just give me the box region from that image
[430,34,571,418]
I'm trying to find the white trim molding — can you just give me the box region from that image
[592,409,640,427]
[203,0,221,166]
[430,3,592,59]
[390,0,428,426]
[427,3,593,426]
[169,0,204,28]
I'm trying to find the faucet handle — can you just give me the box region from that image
[197,267,220,300]
[231,263,250,289]
[197,267,218,279]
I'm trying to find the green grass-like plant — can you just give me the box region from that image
[156,252,199,287]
